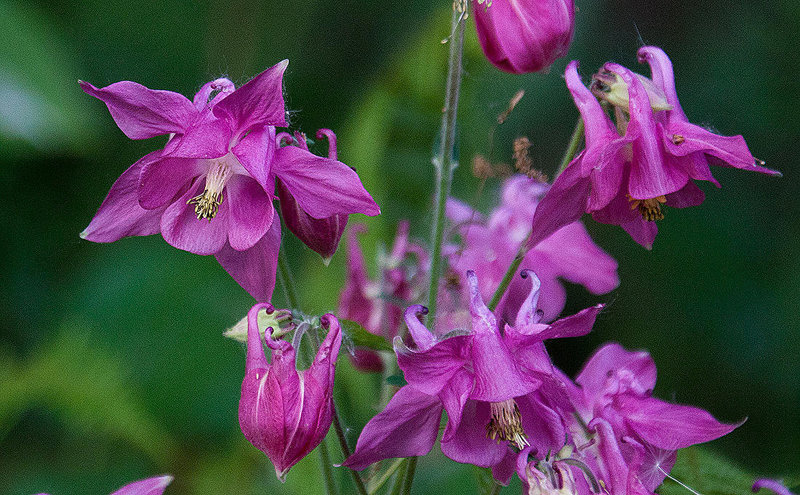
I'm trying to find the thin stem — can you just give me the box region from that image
[425,5,466,324]
[367,458,406,495]
[487,234,529,312]
[388,460,409,495]
[317,440,339,495]
[555,117,584,178]
[490,483,503,495]
[400,457,419,495]
[332,408,369,495]
[277,249,300,309]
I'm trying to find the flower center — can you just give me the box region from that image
[187,159,233,221]
[628,195,666,222]
[486,399,529,449]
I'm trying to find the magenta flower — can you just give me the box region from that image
[35,475,173,495]
[447,174,618,322]
[238,303,342,480]
[81,62,379,301]
[529,47,780,249]
[564,343,741,494]
[472,0,574,74]
[343,270,602,481]
[338,221,428,371]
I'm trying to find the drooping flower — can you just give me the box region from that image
[562,343,742,494]
[81,62,379,301]
[472,0,575,74]
[343,270,603,482]
[529,47,780,249]
[238,302,342,480]
[447,174,618,323]
[338,221,428,371]
[35,475,173,495]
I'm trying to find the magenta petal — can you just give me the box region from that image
[666,180,705,208]
[80,80,196,140]
[528,160,590,249]
[193,78,234,110]
[397,334,472,396]
[440,400,508,467]
[637,46,687,122]
[535,304,603,341]
[216,219,280,302]
[565,61,617,145]
[213,60,288,130]
[161,179,229,255]
[576,343,657,400]
[343,386,442,470]
[439,369,475,442]
[81,151,166,242]
[110,475,174,495]
[491,450,518,486]
[589,418,630,495]
[226,175,275,251]
[273,146,380,218]
[753,479,797,495]
[232,126,275,190]
[162,114,232,159]
[446,197,482,224]
[138,156,204,210]
[617,395,742,450]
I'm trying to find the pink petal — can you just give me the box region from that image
[446,197,482,224]
[565,61,617,146]
[160,178,230,255]
[536,304,603,341]
[396,334,472,396]
[439,369,475,442]
[440,399,508,467]
[193,78,234,110]
[226,175,275,251]
[617,395,742,450]
[80,151,166,243]
[216,219,280,302]
[162,114,232,159]
[637,46,688,122]
[272,145,380,218]
[342,386,442,470]
[665,180,705,208]
[138,156,204,210]
[80,80,196,140]
[232,126,275,191]
[527,160,590,249]
[753,479,797,495]
[110,475,174,495]
[576,343,657,401]
[213,60,288,131]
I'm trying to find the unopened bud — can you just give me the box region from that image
[591,69,672,112]
[224,305,293,343]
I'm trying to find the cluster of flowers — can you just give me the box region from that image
[69,0,783,491]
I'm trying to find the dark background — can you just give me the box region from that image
[1,0,797,493]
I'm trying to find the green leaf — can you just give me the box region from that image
[339,319,393,352]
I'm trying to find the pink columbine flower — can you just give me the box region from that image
[563,343,741,494]
[338,221,428,371]
[35,475,173,495]
[238,303,343,481]
[529,47,780,249]
[472,0,574,74]
[81,62,379,301]
[343,270,603,482]
[447,175,618,323]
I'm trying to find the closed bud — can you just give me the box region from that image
[591,69,673,112]
[472,0,575,74]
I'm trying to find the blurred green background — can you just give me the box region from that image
[1,0,798,493]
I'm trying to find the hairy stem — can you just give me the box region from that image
[426,4,466,324]
[555,117,584,178]
[332,407,369,495]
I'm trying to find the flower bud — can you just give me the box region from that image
[472,0,575,74]
[591,69,672,112]
[277,129,348,263]
[238,303,342,480]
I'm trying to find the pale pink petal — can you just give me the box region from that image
[193,78,235,110]
[342,387,442,470]
[273,145,380,218]
[213,60,288,131]
[160,179,229,255]
[80,80,196,140]
[226,175,275,251]
[216,219,280,302]
[110,475,174,495]
[80,151,166,242]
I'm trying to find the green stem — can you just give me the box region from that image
[555,117,584,178]
[277,249,300,309]
[400,457,419,495]
[367,458,406,495]
[388,460,409,495]
[425,5,466,324]
[490,483,503,495]
[317,440,339,495]
[332,407,369,495]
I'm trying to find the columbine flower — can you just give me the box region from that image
[563,343,741,494]
[447,174,618,323]
[338,221,428,371]
[343,270,603,482]
[81,62,379,300]
[529,47,780,249]
[472,0,574,74]
[35,475,173,495]
[238,302,342,480]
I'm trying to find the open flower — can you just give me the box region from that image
[529,47,780,249]
[472,0,574,74]
[343,270,602,481]
[238,303,343,480]
[447,174,618,323]
[81,62,379,300]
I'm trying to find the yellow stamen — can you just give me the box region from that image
[187,159,232,221]
[627,195,667,222]
[486,399,529,450]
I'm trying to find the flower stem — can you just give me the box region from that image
[276,248,368,495]
[317,440,339,495]
[490,483,503,495]
[487,116,586,310]
[388,460,409,495]
[426,4,466,324]
[555,117,584,178]
[367,458,406,494]
[400,457,419,495]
